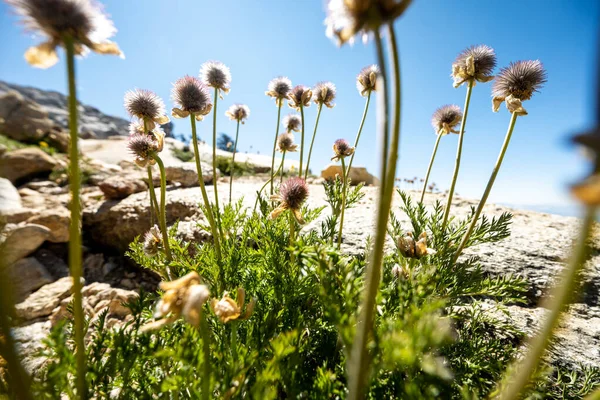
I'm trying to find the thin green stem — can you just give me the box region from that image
[442,80,474,228]
[229,120,241,204]
[419,133,443,203]
[299,105,305,178]
[346,91,372,176]
[253,153,285,213]
[453,113,518,262]
[200,312,211,400]
[497,206,596,400]
[231,322,238,363]
[190,115,222,261]
[270,103,283,195]
[338,157,348,248]
[65,36,86,400]
[151,154,173,269]
[289,210,296,250]
[304,103,323,179]
[211,89,224,240]
[279,151,286,186]
[375,31,390,190]
[146,176,167,277]
[147,167,159,226]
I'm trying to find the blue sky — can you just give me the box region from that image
[0,0,598,210]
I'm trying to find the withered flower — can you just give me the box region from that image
[210,288,255,324]
[451,45,496,88]
[266,76,293,106]
[397,232,436,259]
[200,60,231,95]
[127,133,160,168]
[143,225,162,257]
[225,104,250,124]
[492,60,547,115]
[140,272,210,332]
[269,177,309,224]
[171,76,213,120]
[128,121,165,152]
[283,114,302,132]
[124,89,170,129]
[6,0,123,69]
[431,105,462,135]
[277,133,299,153]
[313,81,337,108]
[356,64,379,96]
[288,85,312,110]
[331,138,355,161]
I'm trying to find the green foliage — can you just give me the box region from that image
[171,146,194,162]
[214,155,257,176]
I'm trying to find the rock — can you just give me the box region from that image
[1,208,37,224]
[0,177,22,213]
[6,257,53,302]
[320,164,379,186]
[0,224,51,266]
[15,277,77,320]
[83,253,107,282]
[0,90,54,142]
[12,321,52,374]
[98,174,148,199]
[165,162,216,187]
[0,147,57,184]
[26,207,70,242]
[33,248,69,279]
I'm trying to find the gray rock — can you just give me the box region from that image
[12,321,52,374]
[15,277,77,320]
[165,162,216,187]
[26,207,70,243]
[7,257,53,302]
[0,147,57,183]
[0,177,22,214]
[0,224,51,266]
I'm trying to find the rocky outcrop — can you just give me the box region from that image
[165,161,216,187]
[0,177,22,214]
[0,147,58,183]
[321,164,379,186]
[6,257,53,302]
[26,207,70,243]
[0,224,51,266]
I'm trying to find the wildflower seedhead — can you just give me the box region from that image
[283,114,302,132]
[225,104,250,124]
[331,138,355,161]
[277,133,299,153]
[397,232,436,259]
[143,225,162,257]
[7,0,123,69]
[269,177,309,224]
[313,81,337,108]
[124,89,169,129]
[325,0,412,45]
[200,60,231,95]
[451,45,496,88]
[127,133,160,168]
[492,60,547,115]
[140,272,210,332]
[266,76,293,106]
[431,105,462,135]
[128,122,164,153]
[288,85,312,110]
[356,64,379,96]
[210,288,256,324]
[171,76,213,120]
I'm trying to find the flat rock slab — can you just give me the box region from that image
[1,223,51,266]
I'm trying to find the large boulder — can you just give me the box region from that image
[6,257,53,302]
[0,90,54,142]
[0,177,22,213]
[0,224,51,266]
[320,164,379,186]
[0,147,57,183]
[15,277,77,320]
[165,162,216,187]
[98,174,149,200]
[26,207,70,243]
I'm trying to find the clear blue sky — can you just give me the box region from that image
[1,0,598,209]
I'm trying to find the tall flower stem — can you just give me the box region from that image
[211,89,224,239]
[64,35,86,400]
[453,113,518,262]
[229,120,241,203]
[147,167,159,225]
[253,154,285,213]
[419,132,443,203]
[200,312,211,400]
[299,105,305,177]
[270,104,283,195]
[347,24,396,400]
[279,151,287,186]
[150,153,173,268]
[337,157,348,248]
[346,91,372,176]
[496,206,596,400]
[442,80,474,228]
[190,116,222,261]
[304,103,323,179]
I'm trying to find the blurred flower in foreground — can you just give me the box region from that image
[266,76,293,106]
[141,272,210,332]
[356,64,379,96]
[277,133,299,153]
[200,60,231,95]
[171,76,213,120]
[7,0,124,68]
[270,177,309,224]
[451,45,496,88]
[283,114,302,132]
[431,105,463,135]
[313,81,337,108]
[492,60,547,115]
[124,89,169,129]
[211,288,256,323]
[225,104,250,124]
[288,85,312,110]
[398,232,436,259]
[331,138,355,161]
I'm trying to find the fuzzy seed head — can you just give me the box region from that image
[492,60,547,102]
[143,225,162,257]
[225,104,250,123]
[127,133,158,167]
[332,138,355,161]
[124,89,166,120]
[356,64,379,96]
[313,81,336,108]
[266,76,293,105]
[200,60,231,92]
[288,85,312,110]
[171,76,212,115]
[279,177,309,210]
[282,114,302,132]
[128,122,165,152]
[431,105,462,135]
[452,45,497,87]
[277,133,298,153]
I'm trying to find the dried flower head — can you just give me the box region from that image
[143,225,162,257]
[210,288,255,324]
[451,45,496,88]
[128,122,164,153]
[266,76,293,106]
[225,104,250,124]
[282,114,302,132]
[7,0,123,69]
[492,60,547,115]
[313,81,336,108]
[140,272,210,332]
[288,85,312,110]
[356,65,379,96]
[391,263,409,280]
[431,105,463,135]
[124,89,169,129]
[397,232,436,259]
[325,0,412,45]
[171,76,213,120]
[331,138,355,161]
[127,133,160,168]
[277,133,299,153]
[269,177,309,224]
[200,60,231,95]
